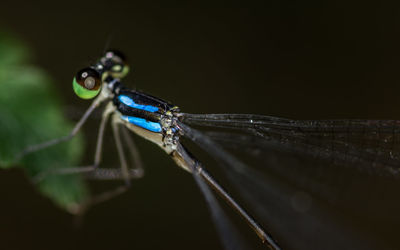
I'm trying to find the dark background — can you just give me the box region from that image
[1,2,400,250]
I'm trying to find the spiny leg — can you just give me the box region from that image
[76,115,142,213]
[33,104,143,183]
[83,124,145,180]
[85,168,143,180]
[33,102,115,182]
[112,115,131,185]
[28,102,143,213]
[121,125,144,175]
[16,97,106,160]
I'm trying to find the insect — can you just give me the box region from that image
[17,50,400,250]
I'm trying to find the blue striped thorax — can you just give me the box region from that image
[120,116,162,133]
[111,83,179,136]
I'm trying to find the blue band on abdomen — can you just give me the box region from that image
[121,115,162,133]
[119,95,159,112]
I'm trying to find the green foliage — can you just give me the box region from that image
[0,32,88,212]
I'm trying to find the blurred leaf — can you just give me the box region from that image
[0,31,88,212]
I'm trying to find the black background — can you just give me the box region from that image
[1,2,400,250]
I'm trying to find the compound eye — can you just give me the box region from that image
[72,67,102,99]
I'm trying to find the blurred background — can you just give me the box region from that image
[1,1,400,250]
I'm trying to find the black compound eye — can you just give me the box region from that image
[75,67,101,90]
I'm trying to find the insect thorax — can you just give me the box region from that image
[160,106,181,150]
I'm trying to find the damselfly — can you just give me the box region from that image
[17,50,400,250]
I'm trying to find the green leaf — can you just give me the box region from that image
[0,31,88,212]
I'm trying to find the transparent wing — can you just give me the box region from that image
[180,113,400,177]
[177,115,400,250]
[175,143,251,250]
